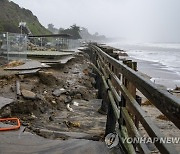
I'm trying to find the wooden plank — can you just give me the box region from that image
[122,60,135,114]
[89,62,103,76]
[5,60,50,71]
[107,90,120,120]
[93,50,178,153]
[107,79,121,105]
[126,60,136,99]
[122,108,151,154]
[105,98,117,135]
[97,58,120,119]
[97,59,109,79]
[102,76,109,91]
[112,75,178,154]
[41,56,74,64]
[135,95,141,130]
[106,75,150,153]
[91,45,180,129]
[16,80,21,98]
[17,69,40,75]
[117,126,136,154]
[3,51,73,56]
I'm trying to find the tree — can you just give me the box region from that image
[58,27,64,34]
[47,24,58,34]
[59,24,81,39]
[94,32,99,36]
[48,24,54,30]
[70,24,80,33]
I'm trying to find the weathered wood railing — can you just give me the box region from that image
[87,43,180,154]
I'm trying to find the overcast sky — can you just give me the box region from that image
[11,0,180,42]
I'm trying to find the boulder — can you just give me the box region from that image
[21,89,36,100]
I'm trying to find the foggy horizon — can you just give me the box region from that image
[11,0,180,43]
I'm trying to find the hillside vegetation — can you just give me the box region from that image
[48,24,107,41]
[0,0,51,35]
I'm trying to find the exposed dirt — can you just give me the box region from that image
[0,53,106,141]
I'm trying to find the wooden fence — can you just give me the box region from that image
[87,43,180,154]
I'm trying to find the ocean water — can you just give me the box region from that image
[107,41,180,89]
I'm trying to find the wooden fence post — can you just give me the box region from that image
[105,95,116,136]
[135,95,141,129]
[97,76,109,115]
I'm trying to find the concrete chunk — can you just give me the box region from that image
[52,88,66,97]
[0,96,14,110]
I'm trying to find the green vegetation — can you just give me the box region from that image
[59,24,82,39]
[48,23,107,40]
[47,24,59,34]
[79,27,106,41]
[0,0,51,35]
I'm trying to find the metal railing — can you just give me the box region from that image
[88,44,180,154]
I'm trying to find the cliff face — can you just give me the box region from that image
[0,0,51,35]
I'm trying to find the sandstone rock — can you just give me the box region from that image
[5,60,24,68]
[21,89,36,100]
[38,71,59,86]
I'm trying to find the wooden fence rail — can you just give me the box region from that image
[87,43,180,154]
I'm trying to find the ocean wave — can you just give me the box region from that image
[108,41,180,88]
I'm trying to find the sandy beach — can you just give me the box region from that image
[116,47,180,152]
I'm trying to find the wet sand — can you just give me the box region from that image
[136,59,180,89]
[119,55,180,89]
[118,49,180,152]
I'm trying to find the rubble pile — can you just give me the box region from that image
[0,53,105,139]
[27,42,57,51]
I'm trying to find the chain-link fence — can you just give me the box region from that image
[0,32,28,60]
[68,39,81,49]
[28,37,81,51]
[0,32,81,61]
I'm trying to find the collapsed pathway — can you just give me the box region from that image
[0,52,109,153]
